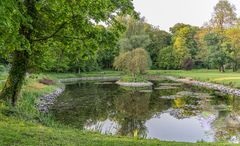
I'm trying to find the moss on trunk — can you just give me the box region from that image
[0,51,29,106]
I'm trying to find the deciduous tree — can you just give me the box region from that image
[0,0,135,106]
[210,0,237,31]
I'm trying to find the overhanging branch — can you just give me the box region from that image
[32,22,67,42]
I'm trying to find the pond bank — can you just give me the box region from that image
[163,76,240,97]
[37,87,65,113]
[116,81,153,87]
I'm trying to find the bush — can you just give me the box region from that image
[120,75,148,82]
[113,51,132,72]
[0,65,6,72]
[113,48,151,75]
[157,46,178,69]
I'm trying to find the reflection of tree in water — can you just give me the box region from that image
[165,96,203,119]
[113,90,151,138]
[112,86,173,138]
[52,82,119,129]
[211,95,240,143]
[52,81,240,142]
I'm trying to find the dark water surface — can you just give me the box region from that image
[52,80,240,143]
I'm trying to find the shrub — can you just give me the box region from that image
[113,51,131,72]
[0,65,6,72]
[113,48,151,75]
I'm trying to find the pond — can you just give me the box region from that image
[51,79,240,143]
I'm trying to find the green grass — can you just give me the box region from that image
[44,70,123,80]
[148,69,240,88]
[1,113,234,146]
[0,70,238,145]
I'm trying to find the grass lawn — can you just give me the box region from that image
[0,71,238,145]
[1,113,233,146]
[148,69,240,88]
[44,70,123,80]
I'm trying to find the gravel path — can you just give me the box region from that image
[164,76,240,97]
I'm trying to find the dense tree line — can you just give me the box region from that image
[115,0,240,72]
[110,0,238,73]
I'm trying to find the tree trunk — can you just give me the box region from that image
[219,65,225,72]
[0,50,29,106]
[233,63,237,72]
[234,62,238,72]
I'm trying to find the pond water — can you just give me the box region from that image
[51,80,240,143]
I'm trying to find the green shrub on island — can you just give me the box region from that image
[113,48,151,76]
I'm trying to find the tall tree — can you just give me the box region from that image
[118,16,151,52]
[170,23,199,69]
[194,27,212,69]
[145,25,171,68]
[210,0,237,31]
[204,32,229,72]
[225,27,240,71]
[0,0,135,106]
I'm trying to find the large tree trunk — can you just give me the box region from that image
[0,50,29,106]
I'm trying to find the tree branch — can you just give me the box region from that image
[32,22,66,42]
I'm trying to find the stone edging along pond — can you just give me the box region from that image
[37,76,120,113]
[164,76,240,97]
[116,81,153,87]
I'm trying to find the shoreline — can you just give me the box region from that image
[38,74,240,113]
[163,76,240,97]
[116,81,153,87]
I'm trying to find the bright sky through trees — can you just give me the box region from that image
[133,0,240,31]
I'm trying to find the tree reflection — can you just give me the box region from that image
[212,95,240,143]
[113,89,151,138]
[52,81,240,142]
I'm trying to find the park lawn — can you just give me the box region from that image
[44,70,123,80]
[148,69,240,88]
[0,71,238,146]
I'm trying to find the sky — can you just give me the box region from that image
[133,0,240,32]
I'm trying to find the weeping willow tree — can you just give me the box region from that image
[0,0,136,106]
[113,48,151,76]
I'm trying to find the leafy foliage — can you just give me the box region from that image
[210,0,237,31]
[204,32,229,72]
[0,0,136,105]
[114,48,151,75]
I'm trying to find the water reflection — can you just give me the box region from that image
[52,80,240,143]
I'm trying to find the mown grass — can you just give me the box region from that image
[148,69,240,88]
[0,71,238,145]
[44,70,123,80]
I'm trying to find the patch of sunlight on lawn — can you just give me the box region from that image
[212,77,240,81]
